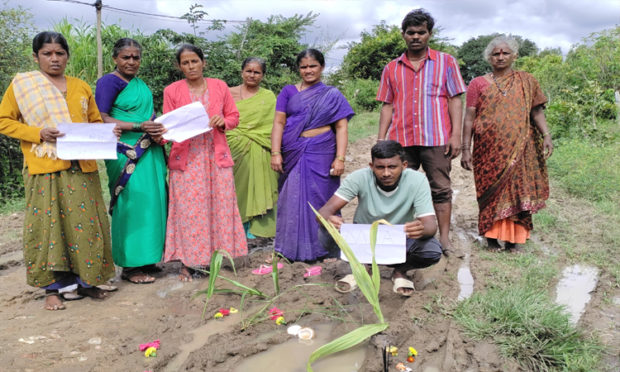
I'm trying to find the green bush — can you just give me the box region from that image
[335,78,380,114]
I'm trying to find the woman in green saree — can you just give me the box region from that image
[95,38,167,283]
[227,57,278,239]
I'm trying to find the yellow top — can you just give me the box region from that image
[0,75,103,174]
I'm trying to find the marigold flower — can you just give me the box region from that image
[275,316,286,325]
[388,345,398,356]
[219,308,230,316]
[229,307,238,313]
[214,312,223,319]
[408,347,417,356]
[144,346,157,357]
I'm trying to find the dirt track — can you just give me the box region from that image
[0,136,617,371]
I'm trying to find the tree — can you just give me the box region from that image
[342,22,458,81]
[458,33,538,82]
[225,12,319,90]
[0,4,33,203]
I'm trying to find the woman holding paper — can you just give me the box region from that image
[270,49,354,262]
[0,31,115,310]
[163,44,247,281]
[227,57,278,239]
[95,38,167,284]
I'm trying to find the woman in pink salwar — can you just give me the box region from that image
[163,44,247,281]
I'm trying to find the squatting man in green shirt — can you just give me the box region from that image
[318,140,442,296]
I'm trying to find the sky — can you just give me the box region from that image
[6,0,620,68]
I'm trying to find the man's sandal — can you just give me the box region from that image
[335,274,357,293]
[392,277,415,297]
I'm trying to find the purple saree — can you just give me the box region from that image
[274,82,354,261]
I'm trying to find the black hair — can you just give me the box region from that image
[176,44,204,63]
[296,48,325,67]
[241,57,266,74]
[32,31,70,57]
[371,140,406,162]
[112,38,142,58]
[401,8,435,33]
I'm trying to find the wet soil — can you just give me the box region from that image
[0,136,618,371]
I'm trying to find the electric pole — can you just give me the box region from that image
[95,0,103,78]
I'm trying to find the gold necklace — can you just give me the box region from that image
[491,72,514,97]
[190,79,206,96]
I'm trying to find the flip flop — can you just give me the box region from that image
[252,263,284,275]
[392,277,415,297]
[303,266,322,278]
[96,284,118,292]
[61,291,85,301]
[335,274,357,293]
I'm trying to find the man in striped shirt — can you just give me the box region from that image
[376,9,466,257]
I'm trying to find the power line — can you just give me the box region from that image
[47,0,247,24]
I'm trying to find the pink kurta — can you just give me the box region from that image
[163,80,247,266]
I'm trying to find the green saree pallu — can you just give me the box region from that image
[226,88,278,237]
[104,77,167,267]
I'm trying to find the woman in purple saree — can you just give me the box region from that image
[271,49,354,262]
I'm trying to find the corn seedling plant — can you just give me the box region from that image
[196,250,268,318]
[307,205,390,372]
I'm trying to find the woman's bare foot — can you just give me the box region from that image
[77,286,108,300]
[179,266,193,282]
[121,270,156,284]
[322,257,338,263]
[44,293,66,311]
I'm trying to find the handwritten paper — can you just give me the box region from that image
[157,101,211,142]
[339,224,406,264]
[56,123,117,160]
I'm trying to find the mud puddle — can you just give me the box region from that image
[164,314,241,372]
[234,323,365,372]
[455,230,475,301]
[555,264,599,324]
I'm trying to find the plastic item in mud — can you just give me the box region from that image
[395,362,412,371]
[297,327,315,340]
[287,325,302,336]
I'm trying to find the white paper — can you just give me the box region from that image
[56,123,118,160]
[339,224,406,264]
[157,101,211,142]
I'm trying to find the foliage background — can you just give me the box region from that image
[0,2,618,211]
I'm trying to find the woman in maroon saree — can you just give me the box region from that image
[271,49,354,261]
[461,36,553,251]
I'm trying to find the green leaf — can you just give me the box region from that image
[306,323,389,372]
[310,204,385,323]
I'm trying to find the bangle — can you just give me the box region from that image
[460,145,470,149]
[271,151,281,156]
[132,122,142,132]
[336,155,345,162]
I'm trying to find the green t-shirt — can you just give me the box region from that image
[335,168,435,225]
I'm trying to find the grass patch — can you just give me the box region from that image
[348,111,379,143]
[547,139,620,212]
[454,285,601,371]
[0,197,25,215]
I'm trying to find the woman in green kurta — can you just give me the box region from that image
[227,58,278,238]
[95,38,167,284]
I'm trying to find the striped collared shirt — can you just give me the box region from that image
[376,48,466,147]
